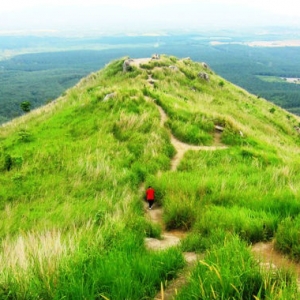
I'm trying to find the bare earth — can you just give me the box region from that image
[129,58,151,67]
[252,241,300,289]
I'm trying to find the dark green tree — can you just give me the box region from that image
[20,101,31,113]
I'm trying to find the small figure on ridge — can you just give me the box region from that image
[146,186,155,210]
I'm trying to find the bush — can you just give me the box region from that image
[20,101,31,113]
[1,154,23,171]
[3,153,13,171]
[18,129,33,143]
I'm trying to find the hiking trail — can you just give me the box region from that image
[130,57,300,298]
[141,80,227,298]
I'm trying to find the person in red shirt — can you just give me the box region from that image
[146,186,155,210]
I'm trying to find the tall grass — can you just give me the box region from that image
[177,235,298,299]
[0,202,185,299]
[0,230,185,299]
[191,205,277,244]
[275,215,300,262]
[151,143,300,252]
[0,57,189,298]
[0,54,300,297]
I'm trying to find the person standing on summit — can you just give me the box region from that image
[146,186,155,210]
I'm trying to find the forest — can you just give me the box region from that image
[1,32,300,123]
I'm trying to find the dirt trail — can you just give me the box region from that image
[252,241,300,289]
[129,57,152,67]
[132,57,300,298]
[154,252,199,300]
[136,59,229,298]
[143,98,228,243]
[144,199,198,300]
[140,86,228,298]
[156,105,227,171]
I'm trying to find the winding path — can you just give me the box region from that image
[132,58,300,298]
[156,105,227,171]
[143,98,228,299]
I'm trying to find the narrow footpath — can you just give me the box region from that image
[143,99,227,299]
[131,57,300,298]
[252,241,300,290]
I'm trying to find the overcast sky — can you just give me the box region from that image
[1,0,300,34]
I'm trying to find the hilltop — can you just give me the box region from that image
[0,55,300,298]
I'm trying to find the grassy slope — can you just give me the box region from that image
[0,55,300,298]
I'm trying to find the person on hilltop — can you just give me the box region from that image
[146,186,155,210]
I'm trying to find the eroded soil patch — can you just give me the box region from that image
[252,241,300,288]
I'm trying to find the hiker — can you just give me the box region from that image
[146,186,155,210]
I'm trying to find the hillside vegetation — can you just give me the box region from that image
[2,38,300,124]
[0,55,300,299]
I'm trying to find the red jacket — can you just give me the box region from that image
[146,187,155,200]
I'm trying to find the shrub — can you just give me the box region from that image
[20,101,31,113]
[18,129,33,143]
[1,154,23,171]
[218,80,225,87]
[3,153,13,171]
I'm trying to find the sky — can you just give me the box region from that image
[1,0,300,35]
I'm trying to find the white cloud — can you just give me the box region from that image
[1,0,300,33]
[211,0,300,16]
[2,0,299,15]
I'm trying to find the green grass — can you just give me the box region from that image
[177,235,298,299]
[275,215,300,262]
[0,55,300,298]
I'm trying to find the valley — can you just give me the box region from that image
[1,30,300,123]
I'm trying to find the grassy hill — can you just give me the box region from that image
[0,55,300,299]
